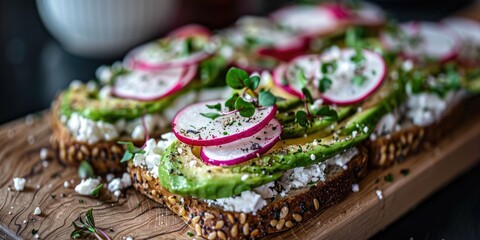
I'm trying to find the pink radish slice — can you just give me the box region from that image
[200,119,281,166]
[272,63,303,98]
[318,48,386,105]
[172,100,277,146]
[381,22,460,62]
[280,48,386,105]
[168,24,212,39]
[443,17,480,66]
[112,65,197,101]
[270,4,346,39]
[125,42,211,71]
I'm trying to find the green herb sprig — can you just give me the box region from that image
[200,67,277,119]
[78,161,95,179]
[118,141,146,163]
[71,209,111,240]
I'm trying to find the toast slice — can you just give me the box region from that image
[128,146,368,239]
[50,96,166,174]
[367,97,477,168]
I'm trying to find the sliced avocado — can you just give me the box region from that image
[281,106,354,138]
[158,143,282,199]
[157,76,406,199]
[60,85,188,122]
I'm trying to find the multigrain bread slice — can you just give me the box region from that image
[50,96,165,174]
[367,97,477,168]
[128,146,368,239]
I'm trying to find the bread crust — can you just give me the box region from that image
[50,96,164,174]
[128,146,368,239]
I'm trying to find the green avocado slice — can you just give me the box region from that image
[156,76,405,199]
[158,143,282,199]
[60,85,188,122]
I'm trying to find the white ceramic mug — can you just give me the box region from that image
[36,0,176,58]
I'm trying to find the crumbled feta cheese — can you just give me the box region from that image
[351,130,358,138]
[98,85,112,99]
[253,182,276,199]
[33,233,40,239]
[13,177,26,191]
[106,173,115,182]
[86,81,97,93]
[402,60,414,72]
[108,179,123,192]
[114,190,121,198]
[374,113,398,136]
[133,154,146,167]
[310,154,316,161]
[63,181,70,188]
[121,173,132,188]
[69,80,83,90]
[406,91,463,127]
[363,126,369,133]
[351,183,360,192]
[125,236,134,240]
[33,207,41,215]
[241,174,249,181]
[75,178,100,195]
[131,125,145,140]
[39,148,48,160]
[96,65,112,84]
[145,154,161,170]
[325,148,358,170]
[376,189,383,200]
[205,191,266,213]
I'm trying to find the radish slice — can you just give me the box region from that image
[381,22,460,62]
[124,26,213,71]
[272,63,303,98]
[200,119,281,166]
[443,17,480,66]
[112,65,197,101]
[172,100,277,146]
[223,17,308,61]
[168,24,212,39]
[270,4,346,39]
[318,48,386,105]
[280,48,386,105]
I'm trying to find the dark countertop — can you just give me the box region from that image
[1,1,479,239]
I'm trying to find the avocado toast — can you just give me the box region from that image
[51,25,230,174]
[367,20,480,167]
[116,3,480,239]
[123,36,405,238]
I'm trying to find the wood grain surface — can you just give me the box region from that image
[0,111,479,240]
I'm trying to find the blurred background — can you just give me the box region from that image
[0,1,479,238]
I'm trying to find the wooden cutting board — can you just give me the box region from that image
[0,109,479,240]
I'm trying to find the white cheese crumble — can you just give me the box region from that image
[66,113,166,144]
[13,177,26,191]
[106,173,115,183]
[376,189,383,200]
[63,181,70,188]
[108,173,132,193]
[352,183,360,192]
[33,207,41,215]
[39,148,48,160]
[406,91,463,127]
[205,191,266,214]
[75,178,100,196]
[206,148,359,213]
